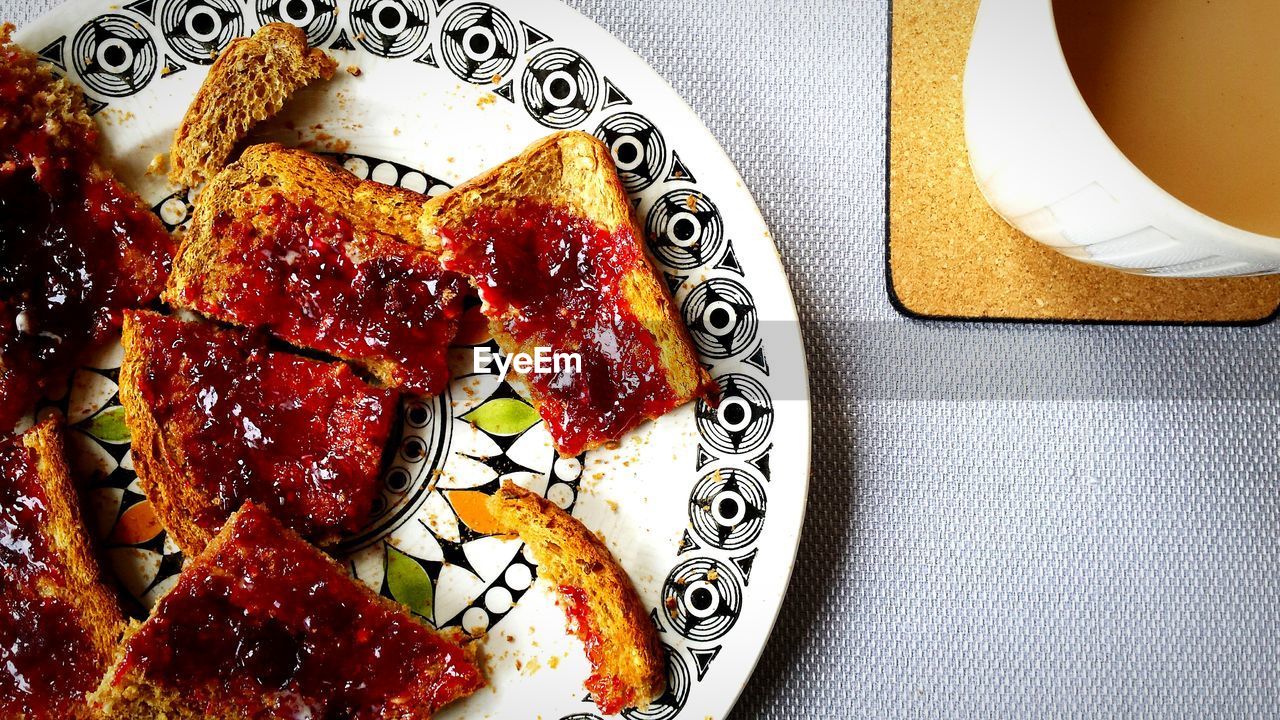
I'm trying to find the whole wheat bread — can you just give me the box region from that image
[1,419,125,719]
[420,131,716,455]
[487,481,665,714]
[91,503,485,718]
[163,143,466,395]
[168,22,337,187]
[118,309,396,555]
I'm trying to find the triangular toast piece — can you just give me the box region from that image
[420,131,716,455]
[168,22,337,187]
[164,144,466,396]
[120,310,396,555]
[1,419,125,719]
[91,503,485,718]
[487,482,665,714]
[0,26,173,430]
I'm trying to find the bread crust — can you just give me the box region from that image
[163,143,461,390]
[7,419,126,720]
[169,22,337,187]
[420,131,715,454]
[487,481,665,713]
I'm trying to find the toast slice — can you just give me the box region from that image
[0,25,173,431]
[487,481,664,714]
[168,22,337,187]
[91,503,485,719]
[164,144,467,395]
[120,310,396,555]
[420,131,716,456]
[1,419,125,719]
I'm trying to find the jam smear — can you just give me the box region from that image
[439,199,700,455]
[0,585,102,719]
[114,504,485,717]
[558,584,635,714]
[0,29,172,429]
[129,311,395,542]
[0,438,51,583]
[180,193,466,396]
[0,428,110,719]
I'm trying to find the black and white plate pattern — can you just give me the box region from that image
[14,2,810,717]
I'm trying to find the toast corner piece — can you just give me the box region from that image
[168,22,337,187]
[487,481,665,714]
[91,503,486,718]
[423,131,715,455]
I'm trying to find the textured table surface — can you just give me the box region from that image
[8,1,1280,717]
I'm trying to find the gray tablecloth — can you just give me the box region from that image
[8,1,1279,716]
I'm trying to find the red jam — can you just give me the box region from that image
[130,311,395,542]
[439,199,700,455]
[0,32,172,429]
[0,438,52,583]
[558,584,635,714]
[0,429,106,718]
[180,193,466,396]
[114,505,485,717]
[0,585,101,719]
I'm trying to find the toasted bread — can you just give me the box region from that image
[168,23,337,187]
[164,143,466,395]
[420,131,715,455]
[119,310,396,555]
[91,503,485,719]
[0,25,172,431]
[1,419,125,719]
[487,481,664,714]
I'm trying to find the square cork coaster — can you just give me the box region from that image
[887,0,1280,324]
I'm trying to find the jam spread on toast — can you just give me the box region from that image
[0,32,172,429]
[114,505,484,717]
[0,433,102,718]
[179,193,465,396]
[439,199,683,455]
[130,312,394,542]
[1,587,101,718]
[558,584,635,714]
[0,439,51,582]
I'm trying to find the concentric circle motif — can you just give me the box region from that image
[661,559,742,644]
[71,14,158,97]
[681,278,758,360]
[255,0,338,46]
[696,373,774,456]
[644,189,726,270]
[439,2,518,84]
[621,646,692,720]
[593,112,667,192]
[349,0,431,57]
[159,0,243,65]
[522,47,599,128]
[688,468,767,551]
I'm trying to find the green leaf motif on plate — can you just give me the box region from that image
[82,405,131,444]
[386,544,433,620]
[460,397,540,436]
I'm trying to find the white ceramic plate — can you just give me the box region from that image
[14,1,810,717]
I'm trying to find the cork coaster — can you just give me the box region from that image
[887,0,1280,324]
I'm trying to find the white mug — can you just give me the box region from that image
[964,0,1280,277]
